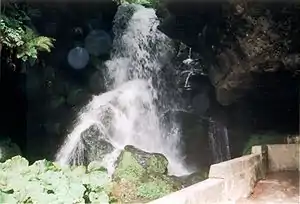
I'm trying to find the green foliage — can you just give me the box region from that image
[0,3,55,62]
[0,156,110,204]
[242,133,283,155]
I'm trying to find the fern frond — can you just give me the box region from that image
[2,7,56,63]
[34,36,55,52]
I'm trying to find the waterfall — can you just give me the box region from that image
[55,4,191,176]
[208,118,231,164]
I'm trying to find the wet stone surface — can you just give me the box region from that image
[237,171,300,204]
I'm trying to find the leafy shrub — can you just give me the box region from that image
[0,156,110,204]
[0,3,55,62]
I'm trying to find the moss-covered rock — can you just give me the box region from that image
[136,173,179,200]
[111,145,181,203]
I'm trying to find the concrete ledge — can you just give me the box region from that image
[209,153,262,201]
[148,178,225,204]
[267,144,300,172]
[149,143,299,203]
[252,145,268,179]
[149,153,263,204]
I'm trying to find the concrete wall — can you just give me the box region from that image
[149,151,264,204]
[267,144,300,172]
[148,178,225,204]
[149,144,299,204]
[209,153,263,201]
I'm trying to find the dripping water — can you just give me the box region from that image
[208,117,231,164]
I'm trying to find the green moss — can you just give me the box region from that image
[135,173,181,200]
[146,154,168,174]
[113,151,146,182]
[112,146,181,203]
[137,178,174,200]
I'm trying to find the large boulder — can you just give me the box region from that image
[81,125,115,164]
[111,145,181,203]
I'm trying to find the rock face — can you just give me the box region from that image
[80,125,115,164]
[160,1,300,105]
[88,71,105,94]
[111,145,181,203]
[84,30,112,56]
[176,170,208,188]
[0,137,22,162]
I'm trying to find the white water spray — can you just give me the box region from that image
[208,118,231,164]
[55,4,191,176]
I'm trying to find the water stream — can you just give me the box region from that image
[208,117,231,164]
[55,4,191,176]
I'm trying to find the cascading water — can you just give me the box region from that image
[55,4,191,176]
[208,117,231,164]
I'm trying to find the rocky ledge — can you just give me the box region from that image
[159,0,300,105]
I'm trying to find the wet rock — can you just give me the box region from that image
[86,16,103,30]
[90,56,105,70]
[88,71,105,94]
[44,122,61,136]
[66,88,89,106]
[191,92,210,115]
[85,139,114,163]
[52,78,69,96]
[49,96,65,109]
[172,111,211,170]
[177,170,208,188]
[81,125,101,140]
[26,69,43,98]
[122,145,168,174]
[81,125,114,163]
[111,145,181,203]
[0,137,22,162]
[84,30,112,56]
[43,66,56,81]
